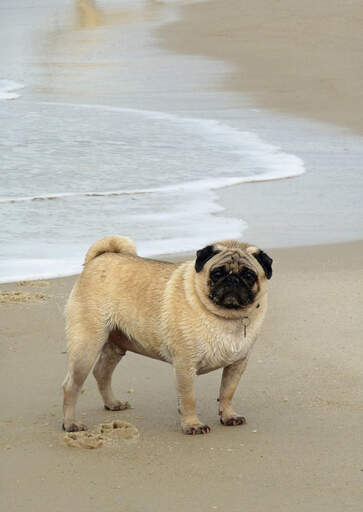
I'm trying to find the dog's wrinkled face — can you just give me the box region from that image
[208,263,257,309]
[195,242,273,312]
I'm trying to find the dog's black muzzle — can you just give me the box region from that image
[210,274,254,309]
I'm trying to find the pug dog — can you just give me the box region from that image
[62,236,272,435]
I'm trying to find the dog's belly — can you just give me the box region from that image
[108,329,170,363]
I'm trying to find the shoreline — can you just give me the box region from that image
[156,0,363,252]
[2,236,363,285]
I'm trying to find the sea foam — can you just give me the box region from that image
[0,80,24,100]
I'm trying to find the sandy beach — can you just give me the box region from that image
[1,242,362,511]
[1,0,363,510]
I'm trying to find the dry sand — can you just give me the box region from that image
[0,242,362,511]
[158,0,363,136]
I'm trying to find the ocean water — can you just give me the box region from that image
[0,95,304,282]
[1,0,362,283]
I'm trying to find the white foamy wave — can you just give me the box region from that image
[0,173,299,205]
[1,101,304,204]
[0,258,83,285]
[0,80,24,100]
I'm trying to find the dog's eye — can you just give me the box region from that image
[240,268,257,286]
[210,267,226,282]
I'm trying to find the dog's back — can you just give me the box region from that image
[65,236,179,350]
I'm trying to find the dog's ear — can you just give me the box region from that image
[253,249,273,279]
[195,245,219,273]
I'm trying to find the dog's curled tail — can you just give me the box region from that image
[84,236,137,265]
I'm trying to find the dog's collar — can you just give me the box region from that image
[242,302,260,337]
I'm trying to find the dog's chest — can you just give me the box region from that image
[196,320,256,374]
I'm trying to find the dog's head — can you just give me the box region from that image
[194,240,272,316]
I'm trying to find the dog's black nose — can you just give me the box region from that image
[225,274,240,288]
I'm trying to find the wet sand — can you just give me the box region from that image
[158,0,363,136]
[1,242,362,511]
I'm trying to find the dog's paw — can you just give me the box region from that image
[104,400,130,411]
[183,424,211,435]
[220,416,246,426]
[62,421,88,432]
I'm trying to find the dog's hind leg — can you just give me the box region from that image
[62,325,106,432]
[93,336,130,411]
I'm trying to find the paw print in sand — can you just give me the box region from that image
[64,420,139,449]
[64,431,103,449]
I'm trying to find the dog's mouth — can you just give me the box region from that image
[209,288,254,310]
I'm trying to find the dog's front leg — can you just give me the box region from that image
[173,363,210,435]
[218,358,248,426]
